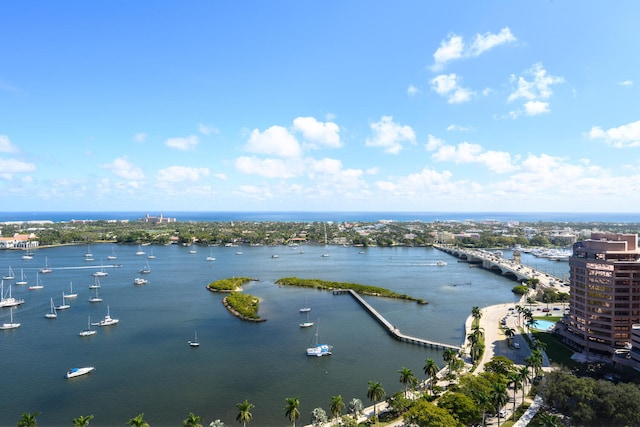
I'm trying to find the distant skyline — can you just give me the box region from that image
[1,1,639,213]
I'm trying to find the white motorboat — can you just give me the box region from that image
[0,308,20,330]
[66,366,95,378]
[79,316,97,336]
[133,277,148,285]
[96,306,118,326]
[436,260,447,266]
[45,298,57,319]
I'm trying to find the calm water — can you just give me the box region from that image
[0,244,567,426]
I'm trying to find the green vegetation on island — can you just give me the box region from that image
[207,277,256,292]
[223,292,264,322]
[275,277,427,304]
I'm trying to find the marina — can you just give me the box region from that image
[0,243,568,425]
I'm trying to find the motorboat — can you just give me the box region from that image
[436,260,447,266]
[66,366,95,378]
[133,277,149,285]
[95,306,118,326]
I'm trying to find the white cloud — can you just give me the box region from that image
[407,84,419,96]
[365,116,416,154]
[507,63,563,117]
[425,134,445,151]
[619,80,633,86]
[133,133,147,143]
[430,74,474,104]
[198,123,219,135]
[165,135,199,150]
[0,135,19,153]
[245,126,302,157]
[156,166,210,183]
[100,157,145,180]
[0,158,36,180]
[429,140,518,173]
[213,173,227,180]
[235,156,298,178]
[375,168,455,197]
[588,120,640,148]
[431,28,516,71]
[292,116,342,148]
[446,124,472,132]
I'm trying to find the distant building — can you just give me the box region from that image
[0,233,39,249]
[138,213,176,223]
[560,232,640,358]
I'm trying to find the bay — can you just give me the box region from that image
[0,244,567,426]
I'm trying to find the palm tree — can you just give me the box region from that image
[236,400,254,427]
[508,372,522,413]
[366,381,386,424]
[538,412,562,427]
[398,366,417,398]
[284,397,300,427]
[72,415,94,427]
[422,358,439,395]
[504,326,516,343]
[518,365,531,404]
[183,412,203,427]
[348,398,364,420]
[443,347,457,374]
[471,306,482,325]
[127,413,150,427]
[490,383,509,427]
[529,349,544,378]
[17,412,40,427]
[329,394,345,422]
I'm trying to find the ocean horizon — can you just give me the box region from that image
[0,211,638,224]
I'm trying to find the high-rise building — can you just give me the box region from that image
[560,232,640,358]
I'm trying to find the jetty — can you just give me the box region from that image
[334,289,461,351]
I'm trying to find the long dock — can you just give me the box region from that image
[334,289,461,352]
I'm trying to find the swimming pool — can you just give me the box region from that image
[533,319,557,330]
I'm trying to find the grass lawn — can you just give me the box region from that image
[531,330,577,368]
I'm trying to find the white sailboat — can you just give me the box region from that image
[84,244,93,258]
[147,249,156,259]
[15,269,27,286]
[28,273,44,290]
[89,277,101,289]
[306,319,332,357]
[63,282,77,299]
[106,246,117,260]
[135,245,145,256]
[0,307,20,330]
[299,310,314,328]
[3,266,15,280]
[299,296,311,313]
[22,249,34,260]
[188,330,200,347]
[88,287,102,303]
[56,292,71,310]
[45,298,57,319]
[39,256,52,274]
[206,248,216,261]
[139,260,151,274]
[92,261,108,277]
[0,280,25,308]
[79,316,97,336]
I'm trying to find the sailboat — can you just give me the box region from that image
[299,310,314,328]
[15,269,27,286]
[135,245,145,256]
[139,260,151,274]
[39,256,52,273]
[28,273,44,290]
[88,287,102,303]
[0,280,25,308]
[0,307,20,330]
[45,298,57,319]
[79,316,97,336]
[3,266,15,280]
[147,249,156,259]
[84,244,93,258]
[299,297,311,313]
[89,277,101,289]
[206,248,216,261]
[92,262,108,277]
[188,330,200,347]
[22,249,34,260]
[56,292,71,310]
[64,282,78,299]
[306,319,332,356]
[106,246,117,260]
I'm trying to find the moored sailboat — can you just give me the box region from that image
[306,319,332,357]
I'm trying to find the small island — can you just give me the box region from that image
[206,277,257,292]
[207,277,265,321]
[275,277,428,304]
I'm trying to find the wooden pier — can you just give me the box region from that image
[335,289,461,352]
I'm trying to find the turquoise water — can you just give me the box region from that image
[533,319,557,330]
[0,245,567,426]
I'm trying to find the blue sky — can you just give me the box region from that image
[1,1,639,213]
